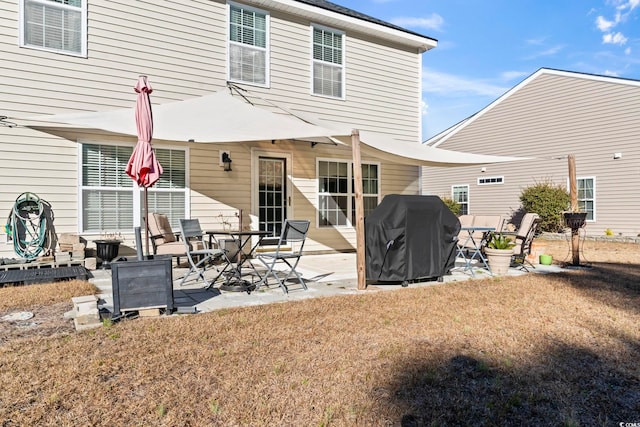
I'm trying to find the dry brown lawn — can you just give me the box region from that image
[1,238,639,426]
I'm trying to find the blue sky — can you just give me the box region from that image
[338,0,640,140]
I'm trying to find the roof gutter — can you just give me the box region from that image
[251,0,438,52]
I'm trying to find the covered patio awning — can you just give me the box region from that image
[22,87,528,166]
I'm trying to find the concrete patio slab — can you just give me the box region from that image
[90,253,563,317]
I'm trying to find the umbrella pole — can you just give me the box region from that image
[144,187,150,257]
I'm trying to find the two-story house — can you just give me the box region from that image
[421,68,640,237]
[0,0,440,258]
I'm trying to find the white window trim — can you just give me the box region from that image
[568,176,596,222]
[226,1,270,88]
[477,176,504,185]
[19,0,88,58]
[452,184,469,215]
[316,157,380,228]
[250,148,293,232]
[77,140,190,234]
[310,23,346,100]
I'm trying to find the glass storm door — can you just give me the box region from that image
[258,157,287,239]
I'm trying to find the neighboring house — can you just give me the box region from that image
[0,0,437,258]
[421,68,640,237]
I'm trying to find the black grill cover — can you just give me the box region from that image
[365,195,461,283]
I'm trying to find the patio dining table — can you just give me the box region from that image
[206,230,270,292]
[456,226,494,277]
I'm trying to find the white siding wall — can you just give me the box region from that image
[422,72,640,236]
[0,0,423,257]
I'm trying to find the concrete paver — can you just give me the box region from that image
[91,253,562,316]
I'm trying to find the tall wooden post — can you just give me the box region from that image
[351,129,366,290]
[568,154,580,265]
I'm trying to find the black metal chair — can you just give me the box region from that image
[178,218,224,287]
[255,219,310,294]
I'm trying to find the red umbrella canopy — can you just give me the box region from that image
[125,76,163,187]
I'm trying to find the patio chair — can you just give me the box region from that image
[506,213,541,271]
[147,213,186,264]
[178,218,224,287]
[255,219,310,294]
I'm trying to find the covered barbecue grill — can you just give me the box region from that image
[365,195,460,284]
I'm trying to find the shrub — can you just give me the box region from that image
[487,232,516,250]
[519,180,570,233]
[441,196,462,216]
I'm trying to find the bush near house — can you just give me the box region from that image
[441,196,462,216]
[519,181,570,233]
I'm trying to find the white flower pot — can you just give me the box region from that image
[485,248,514,275]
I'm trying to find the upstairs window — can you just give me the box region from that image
[312,26,344,98]
[478,176,504,185]
[20,0,87,57]
[228,2,269,86]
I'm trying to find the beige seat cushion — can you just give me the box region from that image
[149,213,177,244]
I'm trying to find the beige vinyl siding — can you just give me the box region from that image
[0,0,425,257]
[423,71,640,236]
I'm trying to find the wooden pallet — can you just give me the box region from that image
[0,259,84,271]
[0,261,87,286]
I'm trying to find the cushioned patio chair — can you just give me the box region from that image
[255,219,310,294]
[147,213,186,264]
[178,218,225,287]
[505,213,541,271]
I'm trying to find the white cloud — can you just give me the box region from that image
[603,69,619,76]
[596,0,639,33]
[625,47,632,55]
[602,31,628,44]
[421,68,509,97]
[390,14,444,31]
[525,37,547,45]
[500,71,529,81]
[522,44,565,60]
[596,15,615,31]
[421,100,429,116]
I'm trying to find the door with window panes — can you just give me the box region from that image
[258,156,288,243]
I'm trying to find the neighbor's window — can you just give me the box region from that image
[20,0,87,56]
[312,25,344,98]
[228,2,269,86]
[81,144,186,232]
[478,176,504,185]
[452,185,469,215]
[318,160,379,227]
[577,177,595,221]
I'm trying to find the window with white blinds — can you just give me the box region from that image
[312,26,344,98]
[81,144,186,232]
[145,149,186,230]
[21,0,87,56]
[228,2,268,86]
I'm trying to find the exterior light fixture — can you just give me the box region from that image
[221,151,232,172]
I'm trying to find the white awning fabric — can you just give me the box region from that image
[23,88,528,166]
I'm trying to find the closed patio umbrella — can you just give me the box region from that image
[125,75,163,256]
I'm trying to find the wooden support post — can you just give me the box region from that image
[351,129,366,290]
[568,154,580,265]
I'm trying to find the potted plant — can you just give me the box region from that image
[485,232,515,275]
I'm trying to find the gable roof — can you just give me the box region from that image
[295,0,435,42]
[253,0,437,52]
[425,68,640,147]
